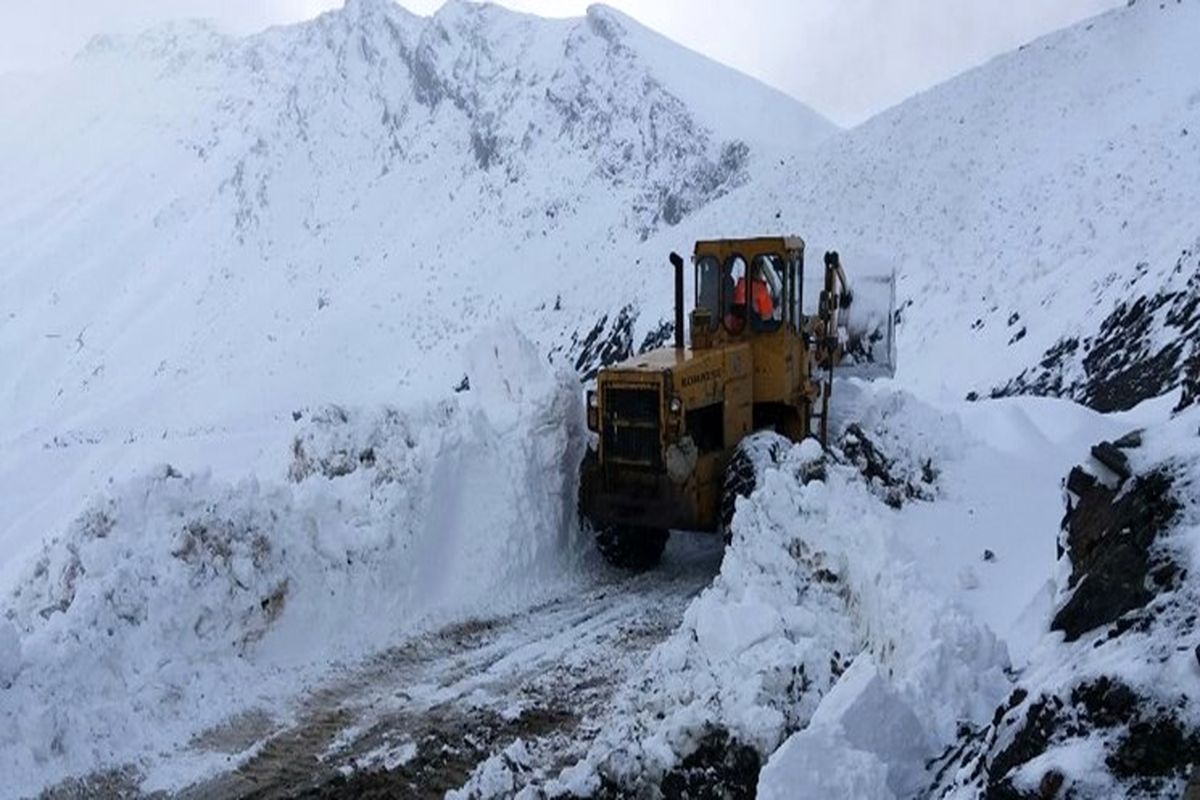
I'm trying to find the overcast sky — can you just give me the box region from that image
[0,0,1122,126]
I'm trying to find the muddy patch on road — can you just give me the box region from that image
[297,704,579,799]
[175,543,721,799]
[41,537,722,799]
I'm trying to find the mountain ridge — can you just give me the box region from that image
[612,0,1198,410]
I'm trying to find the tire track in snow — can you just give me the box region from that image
[177,535,722,799]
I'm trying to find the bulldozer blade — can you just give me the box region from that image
[840,268,897,379]
[803,250,897,379]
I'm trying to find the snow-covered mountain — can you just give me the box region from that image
[0,0,833,431]
[2,0,1200,796]
[621,0,1199,410]
[0,0,832,575]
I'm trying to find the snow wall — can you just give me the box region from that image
[0,322,588,796]
[552,388,1010,799]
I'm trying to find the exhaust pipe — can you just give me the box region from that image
[669,251,685,349]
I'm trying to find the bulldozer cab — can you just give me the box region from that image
[692,237,804,343]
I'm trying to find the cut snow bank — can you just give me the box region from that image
[0,323,587,797]
[555,391,1009,797]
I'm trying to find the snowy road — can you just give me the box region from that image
[169,535,722,799]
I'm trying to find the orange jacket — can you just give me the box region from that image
[733,277,774,318]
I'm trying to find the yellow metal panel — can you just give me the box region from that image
[693,236,805,262]
[722,345,753,445]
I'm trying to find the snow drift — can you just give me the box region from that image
[547,391,1009,798]
[0,324,587,796]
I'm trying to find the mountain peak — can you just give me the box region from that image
[340,0,395,16]
[75,18,228,65]
[585,4,630,43]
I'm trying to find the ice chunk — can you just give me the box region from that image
[690,598,782,659]
[759,655,930,799]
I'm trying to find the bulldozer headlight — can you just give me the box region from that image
[669,396,682,414]
[588,390,599,409]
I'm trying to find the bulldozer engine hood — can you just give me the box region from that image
[599,344,748,411]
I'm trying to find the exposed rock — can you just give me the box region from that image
[1185,765,1200,800]
[1179,354,1200,413]
[931,677,1200,798]
[638,319,675,354]
[571,305,637,382]
[659,727,761,800]
[991,247,1200,412]
[1107,717,1198,781]
[1038,768,1064,798]
[836,423,937,508]
[1089,441,1130,480]
[925,439,1199,799]
[985,695,1063,791]
[1113,429,1145,449]
[566,310,674,385]
[1051,466,1178,642]
[1070,675,1139,729]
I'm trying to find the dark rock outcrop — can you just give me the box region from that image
[570,305,637,381]
[836,423,937,508]
[1051,460,1178,642]
[990,247,1200,412]
[1178,354,1200,413]
[659,727,761,800]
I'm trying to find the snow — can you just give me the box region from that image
[0,0,834,588]
[1,0,1198,794]
[888,392,1131,667]
[354,739,419,772]
[540,381,1172,798]
[929,402,1200,797]
[626,0,1200,404]
[761,724,895,800]
[554,401,1013,793]
[585,5,836,154]
[758,656,921,800]
[449,738,534,800]
[0,619,20,688]
[0,326,589,796]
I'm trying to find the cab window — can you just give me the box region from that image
[695,255,721,331]
[749,254,785,332]
[722,256,748,333]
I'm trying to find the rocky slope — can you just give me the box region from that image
[619,0,1200,412]
[927,403,1200,799]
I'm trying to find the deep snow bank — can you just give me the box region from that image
[550,390,1008,798]
[0,323,587,796]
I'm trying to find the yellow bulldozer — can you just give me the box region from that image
[579,235,894,567]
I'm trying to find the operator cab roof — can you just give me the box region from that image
[693,236,805,259]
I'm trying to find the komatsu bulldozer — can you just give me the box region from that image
[579,235,895,568]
